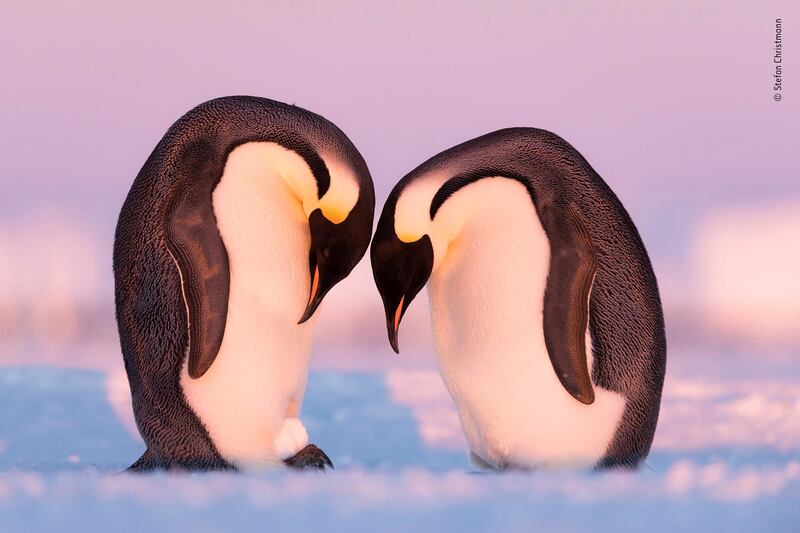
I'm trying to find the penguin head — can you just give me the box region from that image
[298,204,373,324]
[370,223,434,353]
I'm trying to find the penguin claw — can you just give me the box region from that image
[284,444,334,471]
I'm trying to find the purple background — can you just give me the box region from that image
[0,1,798,367]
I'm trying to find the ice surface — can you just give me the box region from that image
[0,355,798,532]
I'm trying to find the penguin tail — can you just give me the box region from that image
[127,448,157,472]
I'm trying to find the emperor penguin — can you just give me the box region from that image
[113,96,374,471]
[371,128,666,469]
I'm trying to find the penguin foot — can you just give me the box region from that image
[284,444,333,471]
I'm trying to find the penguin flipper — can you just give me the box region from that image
[165,142,230,379]
[540,202,597,405]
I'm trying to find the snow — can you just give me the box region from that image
[0,353,798,532]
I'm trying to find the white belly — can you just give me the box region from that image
[179,143,314,468]
[427,179,626,469]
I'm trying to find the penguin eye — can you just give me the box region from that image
[322,246,332,259]
[397,270,406,281]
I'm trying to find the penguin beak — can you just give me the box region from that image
[298,265,323,324]
[386,295,405,354]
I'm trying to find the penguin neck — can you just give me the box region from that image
[394,174,530,271]
[394,172,454,270]
[268,143,360,223]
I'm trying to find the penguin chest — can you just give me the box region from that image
[179,146,314,467]
[427,181,626,468]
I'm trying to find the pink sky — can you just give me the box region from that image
[0,1,798,357]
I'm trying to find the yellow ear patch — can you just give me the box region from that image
[397,231,423,243]
[319,202,349,224]
[315,154,360,224]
